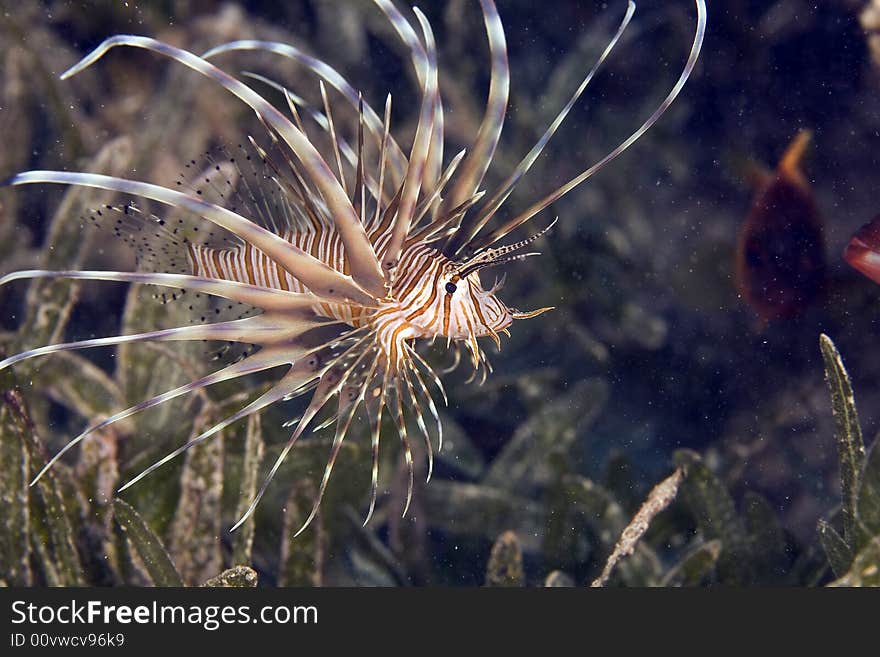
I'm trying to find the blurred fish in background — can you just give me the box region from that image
[844,215,880,284]
[735,130,825,326]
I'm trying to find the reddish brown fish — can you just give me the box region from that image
[844,215,880,284]
[735,130,825,323]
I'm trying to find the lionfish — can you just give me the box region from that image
[1,0,706,535]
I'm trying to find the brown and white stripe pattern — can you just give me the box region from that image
[2,0,706,535]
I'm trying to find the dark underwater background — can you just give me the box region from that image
[1,0,879,586]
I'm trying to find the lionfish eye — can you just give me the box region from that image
[445,282,457,294]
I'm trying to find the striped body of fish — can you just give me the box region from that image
[188,227,514,349]
[0,0,706,534]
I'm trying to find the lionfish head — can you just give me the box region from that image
[446,219,561,339]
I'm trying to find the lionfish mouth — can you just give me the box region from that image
[0,0,706,535]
